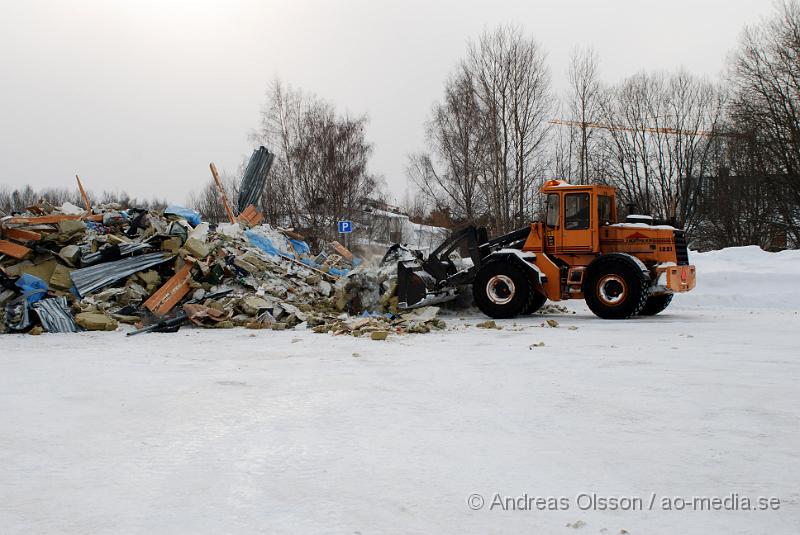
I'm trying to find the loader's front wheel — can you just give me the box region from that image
[473,261,532,319]
[522,289,548,315]
[639,293,673,316]
[583,257,649,319]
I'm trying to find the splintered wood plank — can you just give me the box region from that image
[249,212,264,226]
[143,262,194,315]
[330,240,354,262]
[8,214,82,224]
[76,175,93,213]
[238,204,264,227]
[1,228,42,242]
[210,162,237,225]
[0,239,32,259]
[8,214,103,224]
[239,204,257,221]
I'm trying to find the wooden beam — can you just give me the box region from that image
[0,239,31,259]
[209,162,237,225]
[1,228,42,242]
[237,204,263,227]
[8,214,103,224]
[9,214,82,224]
[330,240,354,262]
[143,262,194,315]
[75,175,92,213]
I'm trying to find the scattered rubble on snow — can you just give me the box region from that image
[0,198,456,339]
[0,156,570,339]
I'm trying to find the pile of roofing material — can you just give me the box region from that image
[237,146,275,213]
[0,201,447,339]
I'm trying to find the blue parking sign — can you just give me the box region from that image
[337,220,353,233]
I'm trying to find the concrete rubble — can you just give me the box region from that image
[0,200,453,340]
[1,159,574,340]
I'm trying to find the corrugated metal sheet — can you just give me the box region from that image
[81,242,153,266]
[32,296,80,333]
[70,252,173,297]
[237,146,275,213]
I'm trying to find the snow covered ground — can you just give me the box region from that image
[1,247,799,534]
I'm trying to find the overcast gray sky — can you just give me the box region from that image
[0,0,774,206]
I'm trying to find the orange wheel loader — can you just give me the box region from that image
[394,180,696,320]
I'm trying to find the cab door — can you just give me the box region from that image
[543,193,562,251]
[561,191,593,253]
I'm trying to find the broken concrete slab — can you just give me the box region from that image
[49,264,74,291]
[182,238,210,259]
[75,312,118,331]
[137,270,161,287]
[241,296,270,316]
[160,237,183,254]
[19,259,58,284]
[56,219,86,237]
[400,306,440,322]
[58,245,82,267]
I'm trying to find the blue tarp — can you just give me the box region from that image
[288,239,310,255]
[246,229,351,276]
[15,273,48,304]
[164,205,201,227]
[328,266,349,277]
[245,230,281,257]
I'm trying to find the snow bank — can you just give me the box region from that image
[682,245,800,310]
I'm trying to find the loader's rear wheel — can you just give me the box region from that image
[473,261,532,319]
[583,257,649,319]
[639,293,673,316]
[522,289,548,315]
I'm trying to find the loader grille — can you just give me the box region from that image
[673,230,689,265]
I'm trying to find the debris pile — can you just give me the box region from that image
[0,199,448,339]
[0,150,567,340]
[0,202,308,331]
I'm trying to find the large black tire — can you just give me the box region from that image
[639,293,673,316]
[583,256,650,319]
[521,289,548,315]
[473,261,533,319]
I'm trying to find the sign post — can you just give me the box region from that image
[337,220,353,249]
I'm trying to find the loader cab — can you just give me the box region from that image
[541,180,617,255]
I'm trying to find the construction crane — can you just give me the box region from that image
[548,119,718,137]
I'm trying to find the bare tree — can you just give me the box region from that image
[252,78,379,243]
[410,25,553,234]
[567,46,602,181]
[408,71,487,223]
[0,184,167,215]
[597,70,725,231]
[465,25,553,232]
[188,169,239,224]
[728,0,800,244]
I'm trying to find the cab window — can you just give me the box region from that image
[545,194,560,228]
[564,193,590,230]
[598,195,613,225]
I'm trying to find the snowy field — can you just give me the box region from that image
[1,246,799,534]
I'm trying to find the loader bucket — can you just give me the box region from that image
[396,259,459,309]
[397,260,434,308]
